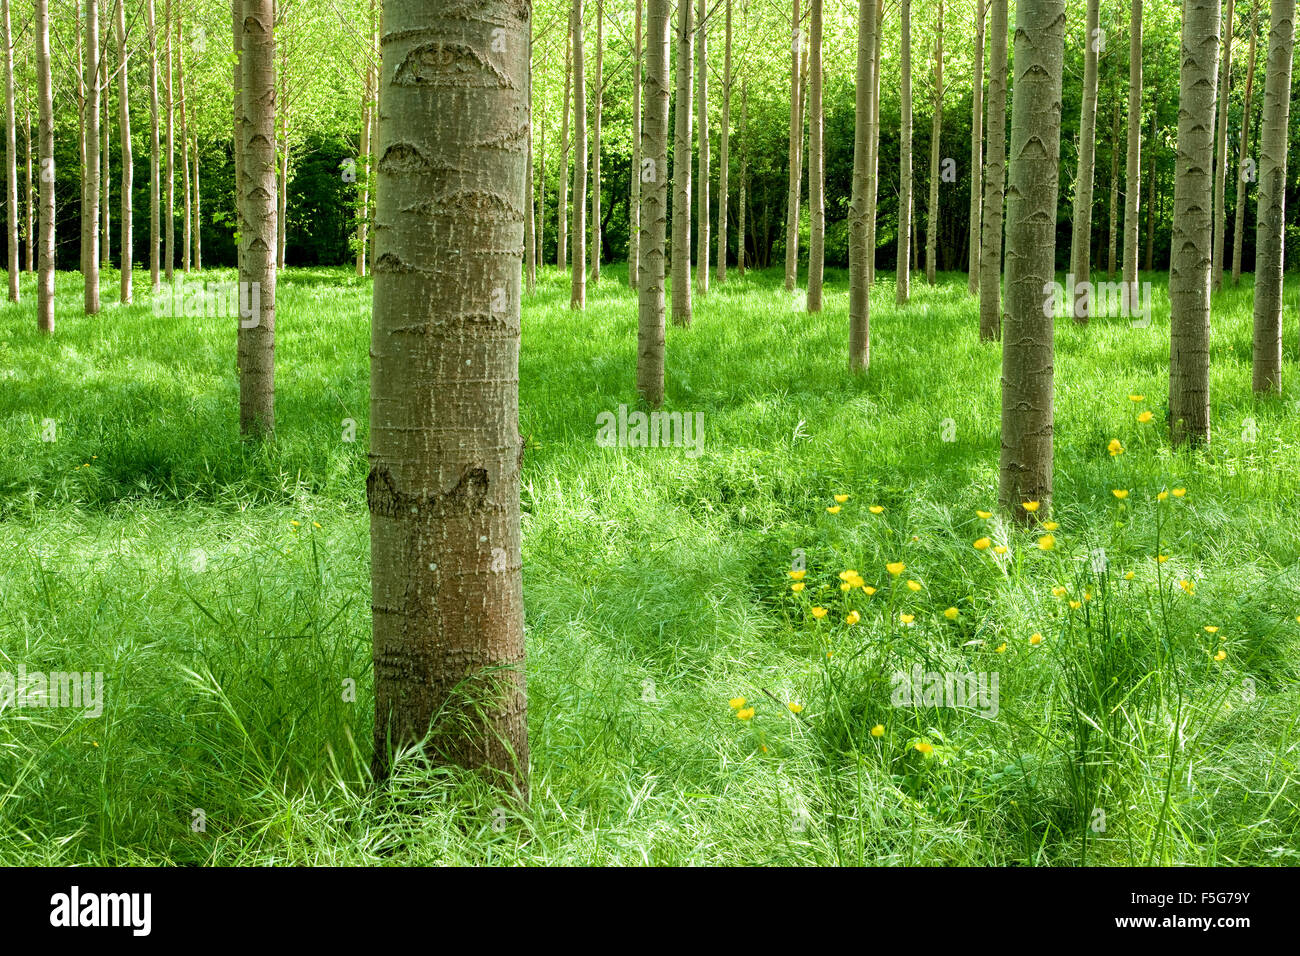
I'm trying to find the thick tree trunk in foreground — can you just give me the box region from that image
[369,0,529,791]
[1122,0,1143,309]
[969,0,986,295]
[717,0,730,283]
[36,0,53,332]
[784,0,801,292]
[1069,0,1101,322]
[999,0,1065,522]
[569,0,586,309]
[84,0,101,314]
[1250,0,1292,394]
[639,0,670,406]
[1212,0,1235,289]
[848,0,877,372]
[629,0,642,288]
[3,0,18,302]
[671,0,692,324]
[807,0,824,310]
[1169,0,1220,445]
[1232,0,1259,286]
[979,0,1008,341]
[896,0,912,305]
[238,0,276,437]
[925,1,943,285]
[116,0,132,303]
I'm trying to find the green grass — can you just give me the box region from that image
[1,262,1298,865]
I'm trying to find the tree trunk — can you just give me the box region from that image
[164,0,174,283]
[115,0,131,303]
[369,0,529,791]
[525,120,536,295]
[639,0,670,406]
[716,0,730,283]
[356,0,375,277]
[671,0,692,324]
[848,0,877,372]
[35,0,53,332]
[149,0,161,288]
[1212,0,1235,289]
[925,0,943,285]
[228,0,240,279]
[896,0,911,305]
[101,20,110,272]
[239,0,276,437]
[737,76,746,275]
[1122,0,1143,307]
[192,127,200,268]
[24,97,33,273]
[84,0,101,313]
[1250,0,1292,394]
[537,94,545,275]
[1107,94,1119,276]
[1145,102,1155,271]
[2,0,18,302]
[783,0,801,293]
[591,0,602,283]
[1069,0,1101,321]
[695,0,708,293]
[557,26,570,269]
[979,0,1007,341]
[569,0,586,310]
[178,6,191,273]
[969,0,986,295]
[1169,0,1221,446]
[1232,0,1259,286]
[807,0,824,310]
[865,0,882,283]
[999,0,1065,521]
[629,0,642,288]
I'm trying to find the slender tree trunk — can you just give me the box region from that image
[925,0,943,285]
[969,0,986,295]
[36,0,53,332]
[1145,102,1155,271]
[1107,95,1119,276]
[149,0,161,288]
[979,0,1007,341]
[1069,0,1101,321]
[24,98,33,273]
[639,0,670,406]
[369,0,528,791]
[228,0,240,279]
[591,0,602,282]
[999,0,1065,521]
[84,0,101,313]
[848,0,877,371]
[2,0,18,302]
[239,0,276,437]
[717,0,730,283]
[629,0,642,288]
[525,121,536,294]
[1232,0,1259,286]
[784,0,801,292]
[1251,0,1292,394]
[896,0,911,305]
[356,2,375,277]
[192,128,200,268]
[671,0,692,324]
[1170,0,1221,446]
[807,0,824,310]
[77,1,85,279]
[865,0,882,283]
[1212,0,1235,289]
[695,0,708,292]
[277,115,288,270]
[557,27,569,269]
[164,0,174,282]
[100,29,110,271]
[570,0,586,309]
[178,6,190,273]
[115,0,131,303]
[537,95,545,274]
[737,76,747,276]
[1123,0,1143,308]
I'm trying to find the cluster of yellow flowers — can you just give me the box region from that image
[728,695,803,721]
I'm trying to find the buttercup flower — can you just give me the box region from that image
[1179,579,1195,595]
[729,697,746,710]
[974,537,992,550]
[944,607,959,620]
[1213,650,1226,662]
[994,643,1007,653]
[1123,571,1135,580]
[1108,439,1125,456]
[846,611,861,625]
[1113,489,1129,500]
[1038,534,1056,551]
[1069,600,1082,610]
[834,494,850,503]
[1204,625,1219,634]
[1030,633,1044,645]
[827,505,841,514]
[1171,488,1186,497]
[870,724,885,737]
[1157,491,1169,501]
[1022,501,1040,513]
[862,585,877,596]
[915,741,934,755]
[887,562,906,576]
[869,505,884,514]
[788,702,804,714]
[1052,585,1068,597]
[811,607,828,619]
[977,510,993,519]
[900,613,915,624]
[1043,521,1060,531]
[1138,411,1154,423]
[993,545,1008,555]
[906,580,922,592]
[789,570,807,580]
[791,582,805,592]
[737,707,756,721]
[1129,394,1145,402]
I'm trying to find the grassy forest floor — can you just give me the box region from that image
[2,263,1299,865]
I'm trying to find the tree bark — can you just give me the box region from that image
[101,13,110,273]
[239,0,276,437]
[737,76,746,275]
[639,0,670,406]
[557,26,570,269]
[925,0,943,285]
[629,0,642,288]
[784,0,801,292]
[807,0,824,310]
[1250,0,1292,394]
[979,0,1007,341]
[525,120,536,294]
[84,0,101,313]
[228,0,240,279]
[115,0,132,303]
[1232,0,1259,286]
[2,0,18,302]
[1169,0,1221,445]
[999,0,1065,521]
[865,0,882,283]
[1122,0,1142,308]
[1069,0,1101,321]
[569,0,586,309]
[848,0,877,372]
[178,5,191,273]
[369,0,529,791]
[969,0,986,294]
[695,0,708,293]
[716,0,730,283]
[164,0,174,282]
[591,0,602,283]
[1107,94,1119,276]
[671,0,692,324]
[24,96,33,273]
[896,0,911,305]
[1145,102,1155,271]
[36,0,53,332]
[1212,0,1235,289]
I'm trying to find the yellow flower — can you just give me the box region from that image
[900,613,915,624]
[1051,586,1068,597]
[943,607,959,620]
[1138,411,1154,423]
[1038,534,1056,551]
[788,570,807,580]
[1171,488,1186,497]
[870,724,885,737]
[846,611,861,625]
[1179,579,1195,595]
[291,520,301,527]
[1112,489,1129,500]
[811,607,828,619]
[840,582,852,591]
[977,510,993,519]
[1213,650,1226,662]
[906,579,922,592]
[994,643,1007,654]
[993,545,1008,555]
[737,707,756,720]
[1108,438,1125,456]
[869,505,884,514]
[1030,633,1044,645]
[834,494,850,503]
[1129,394,1145,402]
[862,585,877,596]
[1204,625,1219,634]
[886,562,906,576]
[1156,554,1169,563]
[827,505,841,514]
[974,537,992,550]
[312,521,322,529]
[729,697,746,710]
[1022,501,1040,513]
[788,702,804,714]
[839,570,858,581]
[915,741,934,755]
[1069,600,1082,610]
[791,582,805,592]
[1124,571,1135,580]
[1083,591,1092,602]
[1042,521,1060,531]
[1157,491,1169,501]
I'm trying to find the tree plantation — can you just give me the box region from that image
[2,0,1300,870]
